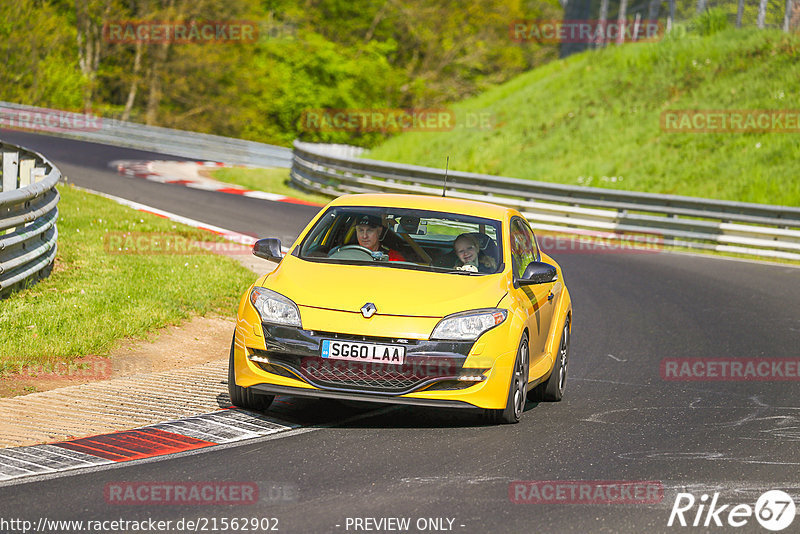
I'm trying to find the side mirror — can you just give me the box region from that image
[253,238,283,262]
[519,261,557,285]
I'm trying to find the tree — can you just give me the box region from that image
[617,0,628,45]
[696,0,706,15]
[737,0,744,27]
[74,0,126,112]
[758,0,768,28]
[646,0,660,24]
[598,0,609,46]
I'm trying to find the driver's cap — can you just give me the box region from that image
[355,214,383,227]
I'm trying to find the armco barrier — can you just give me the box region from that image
[290,141,800,261]
[0,142,60,297]
[0,101,292,168]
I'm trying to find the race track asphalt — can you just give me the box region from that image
[1,129,799,534]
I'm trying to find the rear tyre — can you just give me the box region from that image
[487,333,529,424]
[228,335,274,411]
[531,318,569,402]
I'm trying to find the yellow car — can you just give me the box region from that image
[229,194,572,423]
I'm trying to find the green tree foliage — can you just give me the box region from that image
[305,0,560,106]
[0,2,83,110]
[236,33,405,145]
[1,0,561,147]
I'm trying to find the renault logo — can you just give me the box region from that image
[361,302,377,318]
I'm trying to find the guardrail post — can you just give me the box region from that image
[2,151,19,193]
[19,159,35,188]
[2,151,20,234]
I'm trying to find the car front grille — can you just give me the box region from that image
[302,360,445,393]
[255,350,462,394]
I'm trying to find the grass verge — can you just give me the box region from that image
[365,27,800,207]
[0,184,257,374]
[209,167,331,205]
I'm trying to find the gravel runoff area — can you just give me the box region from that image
[0,250,277,448]
[0,360,230,448]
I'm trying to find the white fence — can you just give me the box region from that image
[0,101,292,168]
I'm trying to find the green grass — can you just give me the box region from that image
[210,167,331,205]
[365,27,800,207]
[0,184,257,373]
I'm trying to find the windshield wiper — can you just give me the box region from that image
[439,268,484,275]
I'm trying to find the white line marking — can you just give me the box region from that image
[606,354,627,362]
[0,452,56,473]
[72,185,257,244]
[243,190,287,201]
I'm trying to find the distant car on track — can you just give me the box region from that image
[229,193,572,423]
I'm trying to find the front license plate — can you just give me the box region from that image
[321,339,406,365]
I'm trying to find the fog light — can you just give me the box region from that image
[457,375,486,382]
[249,354,270,364]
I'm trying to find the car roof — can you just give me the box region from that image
[327,193,516,220]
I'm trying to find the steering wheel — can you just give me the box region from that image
[327,245,379,260]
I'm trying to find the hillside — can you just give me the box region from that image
[365,26,800,206]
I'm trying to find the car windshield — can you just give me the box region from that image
[297,206,503,274]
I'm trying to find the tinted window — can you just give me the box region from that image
[510,218,538,278]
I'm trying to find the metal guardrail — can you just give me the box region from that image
[0,142,60,297]
[290,141,800,261]
[0,101,293,168]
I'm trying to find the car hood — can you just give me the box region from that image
[261,255,508,318]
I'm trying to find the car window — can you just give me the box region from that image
[510,218,538,279]
[298,206,503,274]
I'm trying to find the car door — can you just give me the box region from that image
[509,217,557,361]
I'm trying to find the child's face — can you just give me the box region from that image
[455,238,478,265]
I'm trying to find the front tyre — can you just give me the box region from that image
[488,333,529,424]
[531,318,569,402]
[228,334,275,411]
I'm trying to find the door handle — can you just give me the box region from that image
[547,292,554,301]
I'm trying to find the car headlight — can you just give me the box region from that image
[249,287,301,327]
[430,309,507,341]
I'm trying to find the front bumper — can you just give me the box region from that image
[232,321,518,410]
[254,324,482,395]
[250,383,476,409]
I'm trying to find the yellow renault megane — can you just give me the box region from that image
[229,194,572,423]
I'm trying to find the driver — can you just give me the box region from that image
[355,214,406,261]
